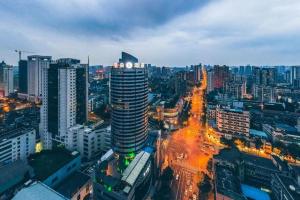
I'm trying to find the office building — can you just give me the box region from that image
[0,61,14,97]
[27,55,51,100]
[216,107,250,136]
[110,52,149,157]
[18,60,28,94]
[40,58,88,149]
[0,128,36,166]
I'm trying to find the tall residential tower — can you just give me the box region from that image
[40,58,88,149]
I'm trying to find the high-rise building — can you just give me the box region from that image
[193,64,202,84]
[0,61,14,97]
[110,52,148,157]
[253,67,277,86]
[18,60,28,94]
[27,55,51,100]
[213,65,230,89]
[207,69,214,92]
[290,66,300,85]
[40,58,88,149]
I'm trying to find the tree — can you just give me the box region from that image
[220,136,234,147]
[198,174,212,200]
[154,166,174,200]
[255,138,263,149]
[287,143,300,159]
[161,166,174,183]
[206,158,213,173]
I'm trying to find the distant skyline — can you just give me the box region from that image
[1,0,300,66]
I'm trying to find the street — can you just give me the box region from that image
[161,67,216,200]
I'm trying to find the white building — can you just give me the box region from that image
[58,67,77,141]
[207,70,214,92]
[66,124,111,160]
[40,59,88,149]
[216,108,250,136]
[0,128,36,166]
[0,61,14,97]
[27,55,51,101]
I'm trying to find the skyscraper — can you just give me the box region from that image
[18,60,28,94]
[110,52,148,157]
[290,66,300,86]
[207,69,214,92]
[0,61,14,97]
[40,58,88,149]
[193,64,202,84]
[27,55,51,100]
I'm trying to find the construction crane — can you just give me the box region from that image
[14,49,35,61]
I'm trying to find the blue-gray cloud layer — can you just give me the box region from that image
[0,0,207,37]
[1,0,300,66]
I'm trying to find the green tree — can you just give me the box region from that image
[198,174,212,200]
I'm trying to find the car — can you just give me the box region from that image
[189,185,193,192]
[192,193,197,200]
[186,179,191,186]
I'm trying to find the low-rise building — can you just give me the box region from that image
[13,182,68,200]
[93,150,153,200]
[271,173,300,200]
[0,160,32,199]
[66,123,111,160]
[55,171,92,200]
[263,123,300,145]
[216,108,250,137]
[28,149,81,188]
[0,128,36,166]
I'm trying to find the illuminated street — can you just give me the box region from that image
[161,67,216,200]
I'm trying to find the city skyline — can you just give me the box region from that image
[1,0,300,66]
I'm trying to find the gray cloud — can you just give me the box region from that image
[0,0,300,66]
[0,0,208,38]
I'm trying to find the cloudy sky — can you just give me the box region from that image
[1,0,300,66]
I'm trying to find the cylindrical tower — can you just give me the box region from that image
[110,52,148,157]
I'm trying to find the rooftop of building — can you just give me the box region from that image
[274,174,300,200]
[242,153,275,169]
[121,151,151,187]
[119,52,138,63]
[0,127,34,142]
[55,171,91,199]
[27,55,52,60]
[28,149,80,181]
[0,160,32,194]
[250,129,268,138]
[275,123,298,135]
[12,182,67,200]
[271,155,290,172]
[215,165,246,200]
[241,184,271,200]
[214,147,276,170]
